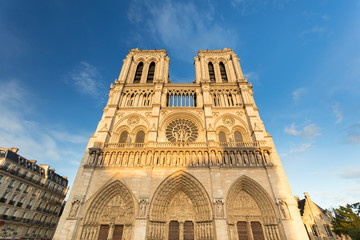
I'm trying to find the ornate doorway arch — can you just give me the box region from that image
[226,176,281,240]
[80,180,135,240]
[147,171,214,240]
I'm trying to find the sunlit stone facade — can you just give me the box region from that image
[54,48,309,240]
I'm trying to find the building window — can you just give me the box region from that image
[219,62,228,83]
[147,62,155,83]
[119,131,129,143]
[24,185,29,193]
[135,131,145,143]
[134,62,143,83]
[234,131,243,142]
[8,179,15,188]
[324,225,333,237]
[311,225,319,237]
[208,62,216,82]
[0,174,3,182]
[218,131,227,143]
[16,182,23,191]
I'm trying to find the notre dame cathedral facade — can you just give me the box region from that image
[54,48,309,240]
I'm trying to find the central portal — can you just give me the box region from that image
[147,171,214,240]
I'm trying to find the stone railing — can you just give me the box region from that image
[85,142,273,168]
[95,141,269,149]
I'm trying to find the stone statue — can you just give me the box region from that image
[256,151,262,165]
[140,152,146,166]
[224,151,230,165]
[204,151,209,165]
[134,152,140,166]
[210,151,216,165]
[185,151,191,165]
[242,151,248,165]
[230,151,236,165]
[146,151,153,165]
[198,151,203,165]
[216,151,223,165]
[215,199,224,218]
[279,200,291,219]
[264,151,271,164]
[69,200,80,218]
[160,152,165,165]
[122,152,128,166]
[128,152,134,166]
[166,152,172,166]
[249,151,256,165]
[139,199,148,218]
[236,151,242,166]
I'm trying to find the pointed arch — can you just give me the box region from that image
[134,62,143,83]
[83,180,135,225]
[147,171,214,240]
[219,62,228,83]
[226,175,281,239]
[147,62,156,83]
[208,62,216,83]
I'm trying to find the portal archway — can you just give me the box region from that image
[147,171,214,240]
[226,176,281,240]
[81,180,135,240]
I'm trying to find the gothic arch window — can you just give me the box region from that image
[134,62,143,83]
[234,131,243,142]
[208,62,216,82]
[135,130,145,143]
[147,62,155,83]
[119,131,128,143]
[219,62,228,83]
[218,131,227,142]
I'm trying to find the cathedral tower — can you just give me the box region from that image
[54,48,308,240]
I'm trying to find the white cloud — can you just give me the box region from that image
[0,80,88,184]
[339,167,360,179]
[345,122,360,144]
[289,143,313,153]
[292,88,307,103]
[70,61,104,98]
[127,0,237,61]
[230,0,289,15]
[244,72,259,82]
[301,27,327,35]
[284,123,321,138]
[332,102,343,124]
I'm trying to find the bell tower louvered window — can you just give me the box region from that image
[208,62,216,82]
[134,62,143,83]
[219,62,228,83]
[147,62,155,83]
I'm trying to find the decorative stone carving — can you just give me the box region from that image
[145,112,152,118]
[165,119,198,142]
[117,112,125,118]
[138,199,149,218]
[127,116,140,125]
[278,199,291,220]
[222,116,235,126]
[212,112,219,117]
[68,200,81,218]
[214,199,224,218]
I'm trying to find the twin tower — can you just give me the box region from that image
[54,49,309,240]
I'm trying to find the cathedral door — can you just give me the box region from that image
[168,221,180,240]
[237,221,249,240]
[98,225,110,240]
[251,222,265,240]
[113,225,124,240]
[183,221,194,240]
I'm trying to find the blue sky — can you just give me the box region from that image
[0,0,359,209]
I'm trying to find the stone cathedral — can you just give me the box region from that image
[54,48,309,240]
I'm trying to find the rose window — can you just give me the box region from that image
[166,119,198,142]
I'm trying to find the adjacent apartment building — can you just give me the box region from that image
[0,147,68,240]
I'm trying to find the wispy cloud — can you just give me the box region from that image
[301,26,327,35]
[289,143,313,153]
[127,0,237,61]
[284,123,321,138]
[230,0,290,15]
[70,61,105,98]
[339,167,360,179]
[0,80,87,181]
[292,88,307,103]
[344,122,360,144]
[244,72,260,85]
[332,102,343,124]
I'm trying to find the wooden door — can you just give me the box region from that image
[183,221,194,240]
[237,221,249,240]
[251,221,265,240]
[98,225,109,240]
[168,221,179,240]
[113,225,124,240]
